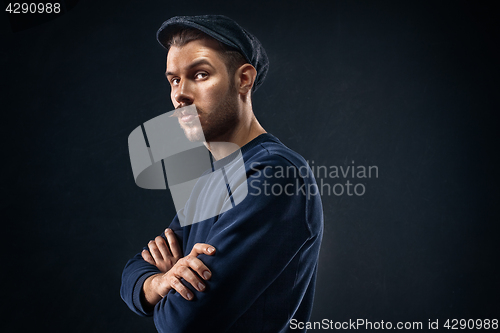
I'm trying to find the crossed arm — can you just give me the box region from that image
[140,228,216,311]
[121,156,317,332]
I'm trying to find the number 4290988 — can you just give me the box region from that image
[444,319,498,330]
[6,3,61,14]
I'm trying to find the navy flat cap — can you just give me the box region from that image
[156,15,269,92]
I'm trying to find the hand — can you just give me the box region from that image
[142,243,216,306]
[142,228,182,273]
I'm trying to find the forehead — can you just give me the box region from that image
[166,38,224,71]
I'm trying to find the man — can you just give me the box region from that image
[121,15,323,332]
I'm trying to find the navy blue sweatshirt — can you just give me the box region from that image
[121,133,323,332]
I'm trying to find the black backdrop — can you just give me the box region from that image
[2,1,499,332]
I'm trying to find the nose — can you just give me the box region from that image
[173,79,194,106]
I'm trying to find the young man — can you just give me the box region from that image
[121,15,324,332]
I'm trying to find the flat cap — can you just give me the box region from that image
[156,15,269,92]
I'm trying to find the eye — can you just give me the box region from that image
[171,78,180,86]
[195,72,208,80]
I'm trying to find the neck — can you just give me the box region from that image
[205,104,266,160]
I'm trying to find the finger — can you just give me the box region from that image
[190,243,216,257]
[165,229,182,259]
[142,249,155,266]
[176,265,206,292]
[148,240,163,263]
[184,256,212,281]
[169,276,194,301]
[155,235,172,260]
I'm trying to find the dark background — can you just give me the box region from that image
[2,0,498,332]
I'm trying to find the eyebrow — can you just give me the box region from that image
[165,59,215,77]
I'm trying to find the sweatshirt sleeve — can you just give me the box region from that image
[120,216,184,317]
[153,156,315,332]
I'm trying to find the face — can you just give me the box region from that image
[166,38,240,142]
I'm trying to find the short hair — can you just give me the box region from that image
[166,27,247,78]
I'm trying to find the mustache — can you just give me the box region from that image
[170,105,200,118]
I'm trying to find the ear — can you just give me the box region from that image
[235,64,257,95]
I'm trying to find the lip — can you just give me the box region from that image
[171,105,199,122]
[180,114,198,123]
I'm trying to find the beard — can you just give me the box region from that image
[179,84,239,143]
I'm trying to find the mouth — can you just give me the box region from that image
[171,105,199,123]
[180,113,197,123]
